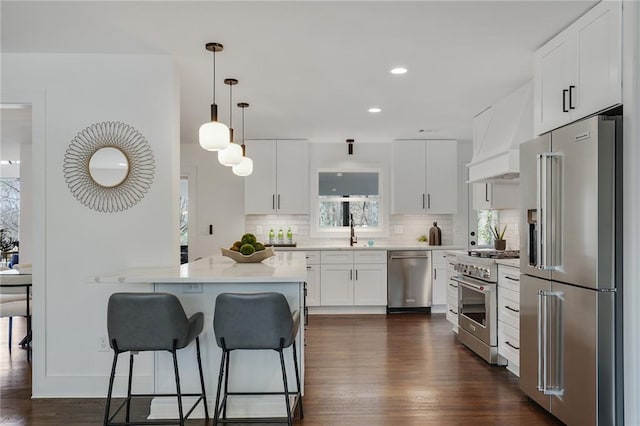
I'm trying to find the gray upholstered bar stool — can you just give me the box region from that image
[213,292,303,426]
[104,292,209,426]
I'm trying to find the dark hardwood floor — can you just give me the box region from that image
[0,314,561,425]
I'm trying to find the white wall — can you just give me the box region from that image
[1,53,180,397]
[180,144,245,260]
[622,1,639,424]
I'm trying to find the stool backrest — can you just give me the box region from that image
[214,292,295,350]
[107,293,189,352]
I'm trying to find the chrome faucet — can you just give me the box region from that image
[350,213,357,247]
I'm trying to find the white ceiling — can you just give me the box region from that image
[1,1,597,145]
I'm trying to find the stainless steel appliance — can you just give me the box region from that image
[519,115,622,426]
[387,251,431,313]
[453,252,518,364]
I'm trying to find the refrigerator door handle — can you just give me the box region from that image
[537,290,547,392]
[546,291,564,396]
[536,155,544,269]
[540,153,561,270]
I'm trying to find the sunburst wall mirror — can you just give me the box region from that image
[63,121,155,213]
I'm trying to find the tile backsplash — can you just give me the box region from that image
[498,209,520,250]
[245,214,462,246]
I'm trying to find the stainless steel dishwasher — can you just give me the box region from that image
[387,250,432,313]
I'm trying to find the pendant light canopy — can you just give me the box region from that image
[233,102,254,177]
[199,42,230,151]
[218,78,243,166]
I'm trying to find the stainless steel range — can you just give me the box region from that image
[453,250,519,364]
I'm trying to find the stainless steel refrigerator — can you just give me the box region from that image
[519,115,622,426]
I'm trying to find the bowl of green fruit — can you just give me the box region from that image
[221,233,275,263]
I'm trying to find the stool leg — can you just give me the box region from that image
[213,349,227,425]
[292,340,303,419]
[104,349,119,426]
[125,352,134,423]
[171,347,185,426]
[8,317,12,354]
[195,337,209,419]
[278,340,292,426]
[223,350,230,419]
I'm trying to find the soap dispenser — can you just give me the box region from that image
[286,227,293,244]
[277,228,284,244]
[268,229,275,245]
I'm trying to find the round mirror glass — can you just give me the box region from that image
[89,147,129,187]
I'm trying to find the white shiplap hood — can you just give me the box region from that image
[467,81,533,183]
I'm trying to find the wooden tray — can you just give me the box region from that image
[220,247,275,263]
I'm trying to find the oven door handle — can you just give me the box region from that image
[456,279,492,294]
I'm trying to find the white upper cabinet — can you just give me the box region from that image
[472,182,520,210]
[533,1,621,135]
[392,140,458,214]
[244,140,309,214]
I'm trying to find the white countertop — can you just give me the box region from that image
[277,244,465,251]
[93,251,307,284]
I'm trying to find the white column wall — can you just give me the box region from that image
[622,2,639,424]
[1,53,180,397]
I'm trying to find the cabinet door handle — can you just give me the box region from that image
[422,194,425,209]
[569,85,575,110]
[485,183,490,202]
[434,269,437,280]
[350,269,353,281]
[355,270,358,280]
[277,194,281,210]
[505,276,520,282]
[505,341,520,351]
[505,305,520,313]
[427,193,431,209]
[272,194,275,210]
[562,89,569,112]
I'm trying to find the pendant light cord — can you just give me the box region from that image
[229,83,233,129]
[241,106,245,147]
[212,50,216,103]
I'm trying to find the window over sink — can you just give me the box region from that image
[311,169,386,238]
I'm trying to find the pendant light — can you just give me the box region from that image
[233,102,254,177]
[218,78,243,166]
[199,42,230,151]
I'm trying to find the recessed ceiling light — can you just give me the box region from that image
[368,107,382,113]
[390,67,407,75]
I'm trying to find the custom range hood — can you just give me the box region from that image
[467,81,533,183]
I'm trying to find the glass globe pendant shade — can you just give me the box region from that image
[218,142,243,166]
[232,156,253,176]
[199,121,230,151]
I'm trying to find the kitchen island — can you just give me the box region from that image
[94,251,307,420]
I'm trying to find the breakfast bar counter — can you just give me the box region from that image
[94,251,307,420]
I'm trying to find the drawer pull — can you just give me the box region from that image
[505,305,520,313]
[505,276,520,282]
[449,309,458,315]
[306,266,312,270]
[448,283,458,289]
[505,341,520,351]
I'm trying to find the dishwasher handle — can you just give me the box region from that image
[389,255,430,260]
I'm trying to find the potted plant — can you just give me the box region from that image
[491,225,507,250]
[0,228,18,263]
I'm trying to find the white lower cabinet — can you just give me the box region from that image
[445,257,459,331]
[431,250,449,308]
[305,251,321,307]
[319,250,387,306]
[497,264,520,376]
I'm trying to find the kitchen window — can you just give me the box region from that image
[311,170,385,237]
[477,209,500,247]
